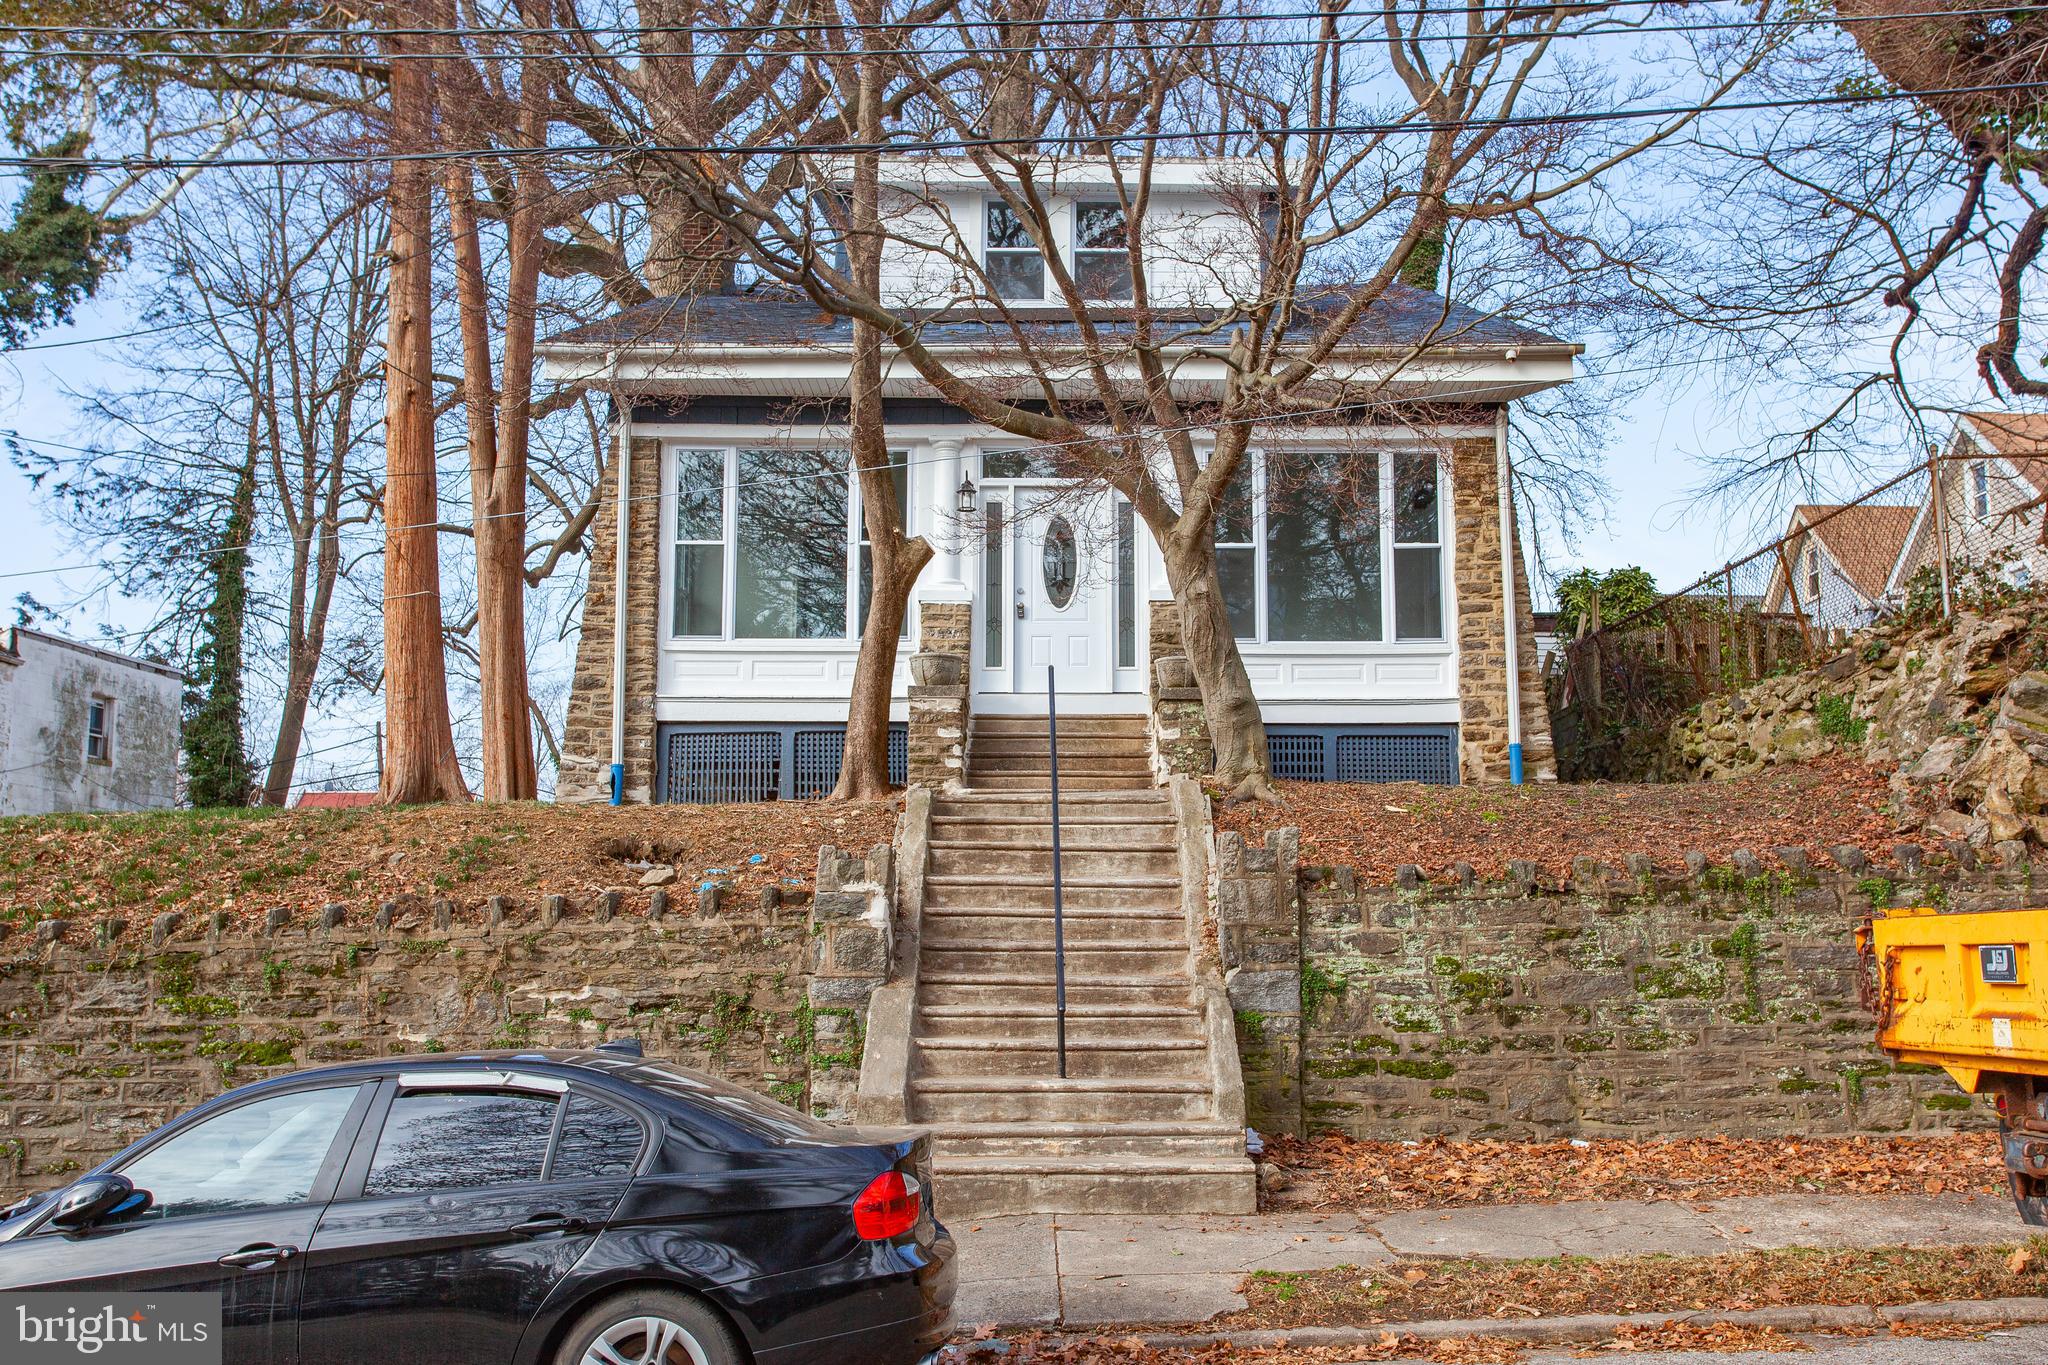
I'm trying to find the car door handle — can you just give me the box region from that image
[217,1243,297,1270]
[509,1214,587,1238]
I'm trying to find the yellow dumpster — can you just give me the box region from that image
[1864,906,2048,1225]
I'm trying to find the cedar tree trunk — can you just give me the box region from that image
[377,29,468,804]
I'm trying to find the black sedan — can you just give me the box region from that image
[0,1046,955,1364]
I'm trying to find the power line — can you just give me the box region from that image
[0,3,1700,43]
[14,78,2042,173]
[0,5,1991,63]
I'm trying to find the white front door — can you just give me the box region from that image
[1012,490,1115,694]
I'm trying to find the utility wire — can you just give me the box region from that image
[0,5,2005,62]
[15,78,2044,172]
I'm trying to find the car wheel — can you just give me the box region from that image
[555,1288,743,1365]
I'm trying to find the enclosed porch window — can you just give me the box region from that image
[1212,446,1450,644]
[668,445,909,642]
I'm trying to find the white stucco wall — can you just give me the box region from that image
[0,629,183,817]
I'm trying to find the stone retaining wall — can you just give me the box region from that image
[1216,830,2036,1140]
[0,846,893,1201]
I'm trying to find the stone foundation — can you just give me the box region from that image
[558,430,662,804]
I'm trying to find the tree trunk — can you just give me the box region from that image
[377,29,468,805]
[445,159,539,801]
[829,20,931,800]
[1159,530,1277,804]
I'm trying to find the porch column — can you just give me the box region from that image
[922,437,972,603]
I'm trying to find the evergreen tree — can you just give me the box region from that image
[183,453,256,807]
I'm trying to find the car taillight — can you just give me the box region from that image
[853,1170,921,1240]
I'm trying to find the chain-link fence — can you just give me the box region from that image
[1551,455,2048,779]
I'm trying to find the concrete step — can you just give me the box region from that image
[915,1012,1201,1045]
[922,1119,1246,1159]
[926,846,1180,880]
[922,942,1188,978]
[936,791,1168,815]
[919,978,1195,1010]
[932,1155,1257,1218]
[931,817,1175,847]
[965,775,1157,793]
[911,1075,1215,1124]
[923,878,1180,911]
[930,834,1176,854]
[913,1035,1207,1079]
[970,735,1151,758]
[923,910,1185,945]
[972,715,1148,737]
[968,762,1154,783]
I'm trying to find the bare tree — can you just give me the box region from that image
[645,0,1774,799]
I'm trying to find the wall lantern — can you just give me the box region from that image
[956,474,978,515]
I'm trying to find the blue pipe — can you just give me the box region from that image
[1509,742,1524,786]
[609,762,624,806]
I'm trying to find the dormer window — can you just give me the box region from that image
[984,201,1044,300]
[1074,202,1133,300]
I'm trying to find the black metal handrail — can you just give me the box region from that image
[1046,664,1069,1080]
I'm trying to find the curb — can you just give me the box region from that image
[965,1297,2048,1352]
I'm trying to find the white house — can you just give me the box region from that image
[537,158,1573,802]
[1890,411,2048,597]
[0,628,182,816]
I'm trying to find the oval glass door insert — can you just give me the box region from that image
[1041,515,1078,609]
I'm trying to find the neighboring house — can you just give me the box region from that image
[1890,411,2048,596]
[536,158,1575,803]
[0,628,182,817]
[1761,503,1920,630]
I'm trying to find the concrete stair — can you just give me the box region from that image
[905,715,1256,1217]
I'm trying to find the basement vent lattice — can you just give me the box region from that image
[1264,726,1458,786]
[660,723,908,803]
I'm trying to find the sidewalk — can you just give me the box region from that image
[949,1192,2023,1329]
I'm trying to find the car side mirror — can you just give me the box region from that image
[48,1175,142,1232]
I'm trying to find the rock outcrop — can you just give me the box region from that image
[1665,604,2048,846]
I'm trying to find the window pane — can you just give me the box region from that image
[1074,203,1128,250]
[1394,452,1439,543]
[984,501,1005,667]
[1218,546,1257,640]
[673,543,722,637]
[1266,452,1382,642]
[1394,547,1443,639]
[736,448,849,640]
[987,201,1034,248]
[1215,469,1254,545]
[364,1091,556,1197]
[121,1086,359,1221]
[1076,253,1133,300]
[549,1096,644,1181]
[675,449,723,542]
[984,449,1063,479]
[856,452,910,637]
[1116,501,1137,669]
[986,251,1044,300]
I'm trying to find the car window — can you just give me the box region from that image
[118,1085,361,1221]
[363,1091,557,1196]
[549,1095,645,1181]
